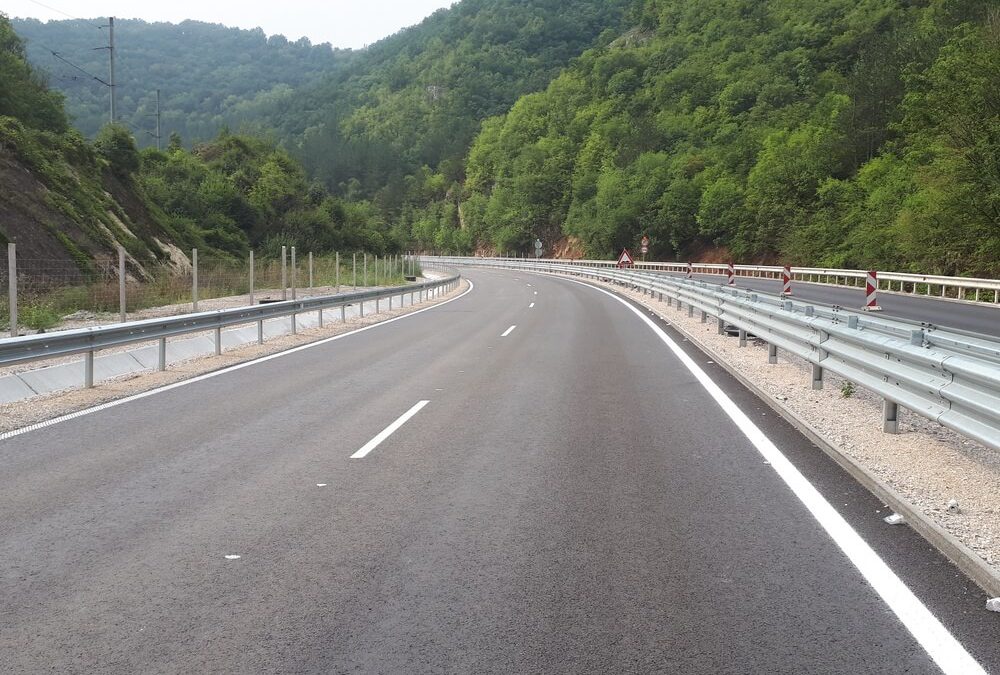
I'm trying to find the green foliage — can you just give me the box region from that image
[94,124,140,178]
[459,0,999,274]
[12,18,349,144]
[0,15,67,133]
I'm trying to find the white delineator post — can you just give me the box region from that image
[686,262,693,279]
[727,262,735,286]
[781,265,793,296]
[865,270,882,311]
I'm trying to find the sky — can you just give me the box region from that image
[1,0,458,49]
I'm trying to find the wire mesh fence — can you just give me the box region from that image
[1,248,422,334]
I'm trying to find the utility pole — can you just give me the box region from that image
[155,89,161,151]
[106,17,116,123]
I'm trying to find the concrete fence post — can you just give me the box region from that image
[118,245,127,323]
[8,242,17,338]
[281,246,287,301]
[249,250,255,305]
[192,248,199,312]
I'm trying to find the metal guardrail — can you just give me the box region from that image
[434,256,1000,452]
[0,274,461,389]
[461,256,1000,304]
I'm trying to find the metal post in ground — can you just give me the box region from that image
[291,246,297,300]
[768,343,778,364]
[192,248,199,311]
[158,338,166,371]
[8,243,17,338]
[375,255,379,287]
[281,246,287,301]
[85,350,94,388]
[883,400,899,433]
[215,327,222,355]
[118,245,126,323]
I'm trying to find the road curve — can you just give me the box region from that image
[0,269,997,673]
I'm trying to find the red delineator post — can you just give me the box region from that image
[686,262,693,279]
[781,265,792,296]
[865,270,882,311]
[727,262,735,286]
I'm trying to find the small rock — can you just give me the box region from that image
[946,498,961,514]
[986,598,1000,613]
[884,513,905,525]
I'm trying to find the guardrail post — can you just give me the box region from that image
[215,326,222,355]
[812,329,828,390]
[700,310,707,323]
[717,317,725,335]
[158,338,167,371]
[739,328,747,347]
[688,303,694,317]
[340,303,346,322]
[192,248,199,311]
[258,319,264,344]
[8,242,17,338]
[768,343,778,364]
[910,329,924,347]
[249,250,255,305]
[281,246,287,301]
[883,400,899,434]
[118,245,127,323]
[84,350,94,388]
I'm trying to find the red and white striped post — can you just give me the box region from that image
[727,262,735,286]
[686,262,693,279]
[865,270,882,311]
[781,265,792,296]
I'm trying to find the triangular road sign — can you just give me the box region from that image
[617,248,634,268]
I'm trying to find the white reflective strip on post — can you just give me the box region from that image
[865,270,882,311]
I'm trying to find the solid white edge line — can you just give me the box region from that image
[350,400,429,459]
[558,276,985,675]
[0,280,474,442]
[501,325,517,337]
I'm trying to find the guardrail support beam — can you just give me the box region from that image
[700,310,707,323]
[717,317,725,335]
[738,329,747,347]
[812,364,823,390]
[768,343,778,364]
[883,400,899,434]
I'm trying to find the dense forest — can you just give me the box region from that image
[12,18,350,143]
[0,14,372,274]
[7,0,1000,276]
[457,0,1000,274]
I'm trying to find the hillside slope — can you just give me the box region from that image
[459,0,999,275]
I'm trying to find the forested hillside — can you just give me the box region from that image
[12,18,349,143]
[459,0,999,275]
[254,0,631,201]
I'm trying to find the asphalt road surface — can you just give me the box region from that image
[657,270,1000,337]
[1,269,998,674]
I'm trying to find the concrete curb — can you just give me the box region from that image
[562,271,1000,598]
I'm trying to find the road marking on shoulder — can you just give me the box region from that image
[501,325,517,337]
[529,302,535,308]
[565,278,986,675]
[350,400,429,459]
[0,282,473,442]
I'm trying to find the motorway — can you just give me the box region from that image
[1,268,998,673]
[659,271,1000,337]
